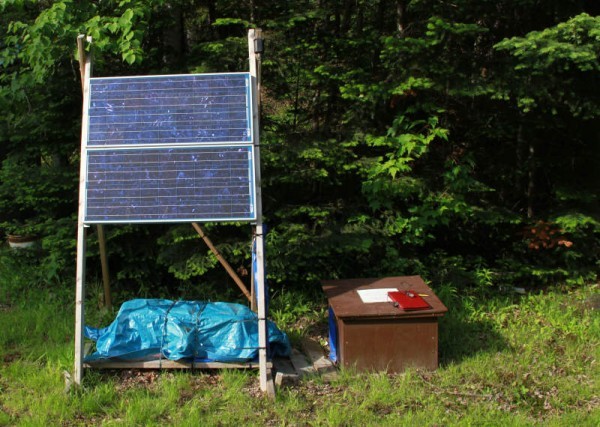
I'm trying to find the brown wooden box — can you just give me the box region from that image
[322,276,447,373]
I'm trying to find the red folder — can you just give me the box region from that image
[388,290,431,311]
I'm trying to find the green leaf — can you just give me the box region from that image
[119,8,134,27]
[123,51,135,65]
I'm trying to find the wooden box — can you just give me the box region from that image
[322,276,447,373]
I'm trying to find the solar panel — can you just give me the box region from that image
[85,146,255,223]
[88,73,252,146]
[82,73,257,224]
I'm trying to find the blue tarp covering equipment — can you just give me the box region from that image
[84,299,291,363]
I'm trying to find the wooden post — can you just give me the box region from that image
[96,224,111,309]
[248,28,270,394]
[77,35,111,310]
[191,222,252,302]
[250,35,262,313]
[74,35,93,386]
[250,263,256,312]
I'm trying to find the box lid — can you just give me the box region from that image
[321,276,448,319]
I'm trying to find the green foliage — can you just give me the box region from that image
[2,0,166,80]
[0,0,598,295]
[495,14,600,118]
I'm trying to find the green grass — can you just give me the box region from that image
[0,249,598,426]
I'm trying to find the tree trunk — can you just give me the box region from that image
[527,141,535,219]
[249,0,256,24]
[163,3,185,67]
[396,0,406,35]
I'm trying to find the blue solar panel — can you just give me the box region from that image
[88,73,252,146]
[82,73,257,224]
[85,146,255,223]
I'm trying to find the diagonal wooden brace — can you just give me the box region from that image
[191,223,252,303]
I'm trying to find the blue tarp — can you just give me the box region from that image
[84,299,291,363]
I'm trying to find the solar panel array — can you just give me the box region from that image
[83,73,256,223]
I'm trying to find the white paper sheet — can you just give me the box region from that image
[356,288,398,303]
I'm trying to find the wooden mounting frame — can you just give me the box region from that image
[74,29,272,395]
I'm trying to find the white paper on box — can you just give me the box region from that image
[356,288,398,303]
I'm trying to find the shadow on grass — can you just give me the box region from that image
[437,296,509,366]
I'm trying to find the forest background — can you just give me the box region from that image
[0,0,598,300]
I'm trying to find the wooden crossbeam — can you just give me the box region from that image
[191,223,252,302]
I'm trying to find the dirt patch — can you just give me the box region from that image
[102,369,225,394]
[112,369,160,392]
[2,352,21,365]
[582,293,600,311]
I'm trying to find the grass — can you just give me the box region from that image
[0,248,598,426]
